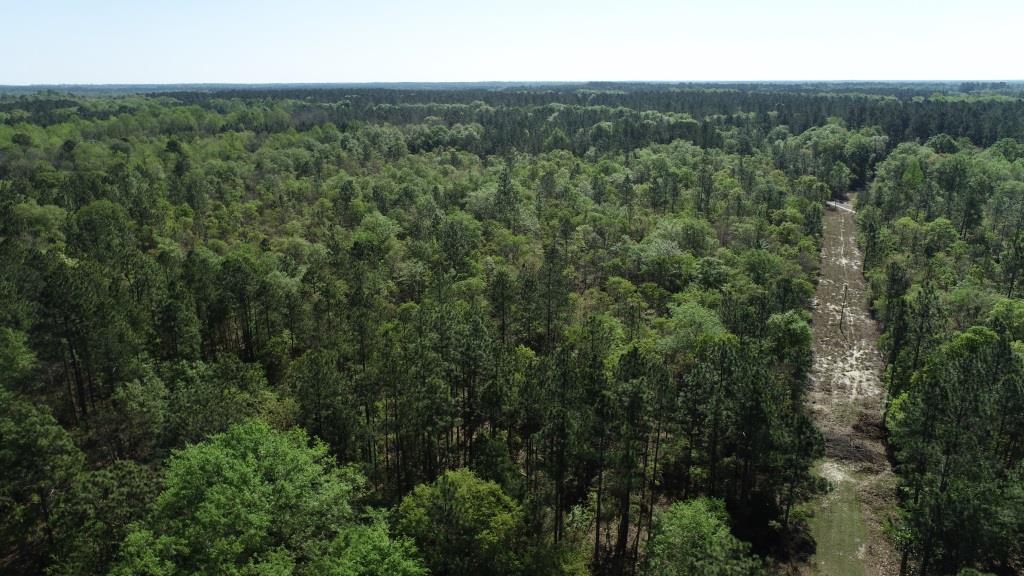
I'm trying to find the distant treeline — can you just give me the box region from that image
[3,83,1024,149]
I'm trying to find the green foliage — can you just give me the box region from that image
[0,327,36,386]
[48,461,159,576]
[861,136,1024,573]
[287,349,357,459]
[644,498,763,576]
[0,386,85,572]
[396,469,525,576]
[110,420,423,576]
[308,514,427,576]
[890,328,1024,573]
[92,374,169,460]
[162,359,285,445]
[3,85,954,574]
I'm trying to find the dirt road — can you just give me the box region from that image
[804,196,897,576]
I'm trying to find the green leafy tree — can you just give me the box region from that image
[91,374,168,460]
[308,514,427,576]
[0,386,85,573]
[110,420,423,576]
[48,461,159,576]
[396,469,526,576]
[893,328,1024,574]
[0,327,36,387]
[644,498,763,576]
[162,359,285,445]
[287,348,358,459]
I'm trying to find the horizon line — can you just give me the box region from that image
[2,79,1024,88]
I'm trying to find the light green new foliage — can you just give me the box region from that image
[310,514,427,576]
[397,468,525,576]
[0,328,36,386]
[644,498,763,576]
[110,420,424,576]
[657,301,726,355]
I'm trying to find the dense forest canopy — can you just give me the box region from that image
[857,137,1024,574]
[1,83,1022,575]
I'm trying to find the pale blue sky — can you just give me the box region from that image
[2,0,1021,84]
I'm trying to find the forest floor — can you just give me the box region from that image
[801,195,899,576]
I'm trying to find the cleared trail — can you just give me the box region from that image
[804,195,897,576]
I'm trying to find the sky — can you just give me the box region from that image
[2,0,1022,84]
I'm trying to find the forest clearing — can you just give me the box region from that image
[806,196,897,576]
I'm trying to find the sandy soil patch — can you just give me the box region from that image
[803,196,898,576]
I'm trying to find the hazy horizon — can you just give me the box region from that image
[3,0,1022,85]
[3,80,1024,88]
